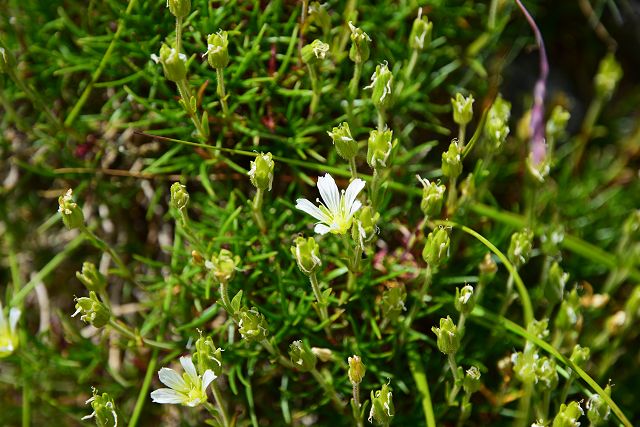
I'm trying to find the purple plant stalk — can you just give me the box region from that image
[515,0,548,167]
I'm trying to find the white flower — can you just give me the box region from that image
[150,356,216,407]
[295,174,365,235]
[0,299,21,358]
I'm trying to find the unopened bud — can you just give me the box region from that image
[463,366,481,394]
[58,189,84,230]
[441,140,462,179]
[152,44,187,82]
[352,206,380,250]
[432,316,460,355]
[535,356,558,391]
[73,292,110,328]
[555,288,581,332]
[248,152,274,191]
[586,384,611,426]
[193,333,223,376]
[365,62,393,110]
[311,347,333,362]
[484,95,511,150]
[289,340,317,372]
[328,122,358,161]
[552,401,583,427]
[569,344,590,369]
[170,182,189,219]
[237,307,269,343]
[512,351,537,384]
[594,54,622,100]
[207,249,240,284]
[422,227,450,268]
[409,9,433,51]
[348,355,366,384]
[166,0,190,19]
[508,229,534,268]
[348,22,371,63]
[545,262,568,306]
[291,236,322,275]
[452,93,474,126]
[369,383,394,426]
[206,31,230,69]
[417,176,445,219]
[76,262,106,294]
[302,39,329,64]
[381,284,407,323]
[455,285,475,315]
[82,388,118,427]
[367,128,394,169]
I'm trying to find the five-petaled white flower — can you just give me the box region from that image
[150,356,216,407]
[295,173,365,235]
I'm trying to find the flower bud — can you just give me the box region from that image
[451,93,474,126]
[432,316,460,355]
[170,182,189,214]
[311,347,333,362]
[569,344,590,368]
[586,385,611,426]
[367,128,394,169]
[441,140,462,179]
[463,366,481,394]
[301,39,329,65]
[152,44,187,82]
[248,152,274,191]
[166,0,190,19]
[58,189,84,230]
[594,53,622,100]
[455,285,475,315]
[535,356,558,391]
[289,340,317,372]
[540,224,564,257]
[193,333,223,376]
[417,176,445,219]
[347,355,366,385]
[554,288,581,332]
[291,236,322,275]
[82,388,118,427]
[409,10,433,51]
[381,284,407,323]
[368,383,394,426]
[552,401,583,427]
[508,229,534,268]
[478,253,497,283]
[328,122,358,161]
[511,351,536,384]
[527,318,550,340]
[546,105,570,143]
[76,262,107,294]
[73,292,110,328]
[237,307,269,343]
[206,31,230,69]
[348,22,371,63]
[207,249,240,284]
[365,62,393,110]
[352,206,380,250]
[544,262,568,306]
[422,227,450,268]
[0,300,21,358]
[484,95,511,150]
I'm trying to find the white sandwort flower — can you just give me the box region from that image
[295,173,365,235]
[150,356,216,407]
[0,300,21,358]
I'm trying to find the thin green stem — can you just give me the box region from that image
[307,64,320,116]
[310,368,346,410]
[81,226,135,285]
[127,348,158,427]
[260,338,295,369]
[252,188,267,233]
[377,109,385,132]
[108,318,173,350]
[408,349,436,427]
[210,381,231,427]
[349,157,358,181]
[176,79,208,141]
[349,62,363,99]
[447,353,461,405]
[446,177,458,216]
[175,17,183,53]
[516,382,534,427]
[216,68,229,117]
[488,0,498,30]
[458,124,467,149]
[309,272,332,338]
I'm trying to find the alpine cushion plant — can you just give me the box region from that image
[295,173,366,235]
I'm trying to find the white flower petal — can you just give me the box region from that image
[158,367,188,392]
[314,224,331,235]
[348,200,362,217]
[9,308,21,333]
[296,198,327,222]
[317,174,340,213]
[201,370,217,392]
[344,179,365,211]
[180,356,198,382]
[151,388,184,404]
